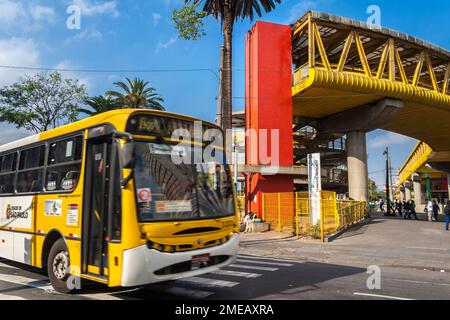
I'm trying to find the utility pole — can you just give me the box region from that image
[383,147,391,215]
[215,45,225,127]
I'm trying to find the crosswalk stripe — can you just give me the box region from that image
[236,259,293,267]
[211,269,262,279]
[178,276,239,288]
[238,255,305,264]
[162,286,215,299]
[0,274,56,294]
[0,293,27,300]
[228,264,279,272]
[79,292,127,300]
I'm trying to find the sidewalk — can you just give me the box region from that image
[240,231,294,243]
[239,212,450,271]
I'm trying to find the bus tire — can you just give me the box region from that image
[47,238,76,294]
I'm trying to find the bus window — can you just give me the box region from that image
[0,153,17,173]
[17,145,45,194]
[46,165,80,191]
[17,169,44,193]
[46,136,82,192]
[0,174,15,194]
[48,136,82,165]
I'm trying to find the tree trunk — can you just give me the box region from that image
[222,3,234,162]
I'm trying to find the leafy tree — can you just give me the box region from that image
[172,3,207,40]
[172,0,282,136]
[78,95,120,116]
[106,78,165,110]
[0,72,86,133]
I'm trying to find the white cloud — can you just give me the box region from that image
[72,0,119,18]
[0,1,56,29]
[30,5,56,24]
[0,124,30,146]
[152,12,162,26]
[0,0,26,26]
[64,28,103,44]
[286,1,318,24]
[53,60,92,91]
[368,132,417,149]
[0,38,40,86]
[155,37,177,53]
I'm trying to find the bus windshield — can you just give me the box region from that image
[133,141,235,222]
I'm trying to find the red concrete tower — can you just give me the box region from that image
[245,21,294,216]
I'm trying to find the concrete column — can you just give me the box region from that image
[399,187,405,201]
[347,131,368,201]
[447,173,450,201]
[413,174,423,206]
[405,185,412,201]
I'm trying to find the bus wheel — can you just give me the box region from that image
[47,239,75,294]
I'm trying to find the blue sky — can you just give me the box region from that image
[0,0,448,188]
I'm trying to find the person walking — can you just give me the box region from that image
[379,199,385,213]
[403,200,410,219]
[407,200,418,220]
[432,200,440,222]
[444,201,450,231]
[397,200,403,217]
[427,201,434,222]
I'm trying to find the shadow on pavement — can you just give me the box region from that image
[331,218,385,240]
[112,261,366,300]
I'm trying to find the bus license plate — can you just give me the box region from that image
[191,254,210,270]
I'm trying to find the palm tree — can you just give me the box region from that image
[106,78,165,111]
[78,95,120,116]
[182,0,281,158]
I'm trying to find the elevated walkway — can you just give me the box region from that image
[292,11,450,152]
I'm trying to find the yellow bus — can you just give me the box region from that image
[0,109,239,293]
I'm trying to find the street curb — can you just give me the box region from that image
[239,235,296,245]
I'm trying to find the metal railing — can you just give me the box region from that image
[261,191,367,241]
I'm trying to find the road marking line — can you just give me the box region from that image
[0,262,20,272]
[353,292,415,300]
[163,286,214,299]
[238,255,305,264]
[236,259,293,267]
[228,264,279,272]
[0,293,26,300]
[211,270,262,279]
[178,277,239,288]
[0,274,56,294]
[406,246,447,251]
[80,292,128,300]
[387,278,450,287]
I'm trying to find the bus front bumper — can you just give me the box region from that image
[121,233,240,287]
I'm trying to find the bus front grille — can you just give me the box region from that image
[154,255,230,276]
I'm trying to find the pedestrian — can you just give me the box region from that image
[403,200,410,219]
[379,199,385,213]
[427,201,434,222]
[397,200,403,217]
[407,200,418,220]
[432,200,440,222]
[444,201,450,231]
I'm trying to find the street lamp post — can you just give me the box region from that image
[383,147,391,215]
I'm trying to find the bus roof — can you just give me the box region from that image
[0,109,220,153]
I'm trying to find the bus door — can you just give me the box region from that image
[82,138,112,278]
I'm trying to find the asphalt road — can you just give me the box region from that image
[1,252,450,300]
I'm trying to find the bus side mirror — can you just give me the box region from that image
[122,141,135,169]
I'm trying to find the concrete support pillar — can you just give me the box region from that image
[400,188,405,201]
[413,174,423,206]
[405,185,412,201]
[347,131,368,201]
[447,173,450,201]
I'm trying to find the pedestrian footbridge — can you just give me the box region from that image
[244,11,450,217]
[292,11,450,151]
